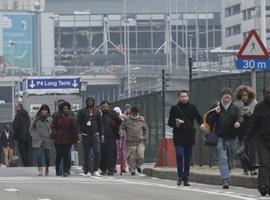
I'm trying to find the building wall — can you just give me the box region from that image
[0,0,45,11]
[222,0,270,49]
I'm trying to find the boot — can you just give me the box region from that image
[258,185,269,196]
[183,177,190,186]
[38,167,43,176]
[45,166,49,176]
[177,178,182,186]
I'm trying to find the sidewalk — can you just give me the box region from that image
[143,165,257,188]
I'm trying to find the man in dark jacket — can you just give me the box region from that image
[1,124,15,167]
[100,100,122,175]
[12,104,32,167]
[207,87,242,189]
[77,96,104,176]
[244,87,270,196]
[168,90,203,186]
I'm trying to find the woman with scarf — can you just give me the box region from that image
[31,104,53,176]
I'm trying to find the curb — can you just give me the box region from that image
[143,168,257,189]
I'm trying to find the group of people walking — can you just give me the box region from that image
[5,96,148,178]
[168,86,270,196]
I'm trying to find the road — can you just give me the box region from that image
[0,167,267,200]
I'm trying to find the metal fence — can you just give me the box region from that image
[112,92,163,163]
[191,70,270,166]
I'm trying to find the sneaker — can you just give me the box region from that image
[137,168,142,173]
[131,172,136,176]
[222,180,230,189]
[243,170,249,176]
[92,171,101,176]
[62,172,68,177]
[108,171,114,176]
[250,170,258,176]
[100,171,107,176]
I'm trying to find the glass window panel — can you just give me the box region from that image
[59,15,74,21]
[90,15,102,20]
[59,21,74,27]
[153,32,165,48]
[138,32,151,48]
[74,15,90,21]
[92,33,103,48]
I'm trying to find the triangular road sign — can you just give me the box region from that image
[237,29,269,59]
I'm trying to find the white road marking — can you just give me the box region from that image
[0,176,261,200]
[4,188,19,192]
[38,199,51,200]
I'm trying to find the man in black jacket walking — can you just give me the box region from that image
[168,90,203,186]
[100,100,122,175]
[245,87,270,196]
[12,104,32,167]
[77,96,104,176]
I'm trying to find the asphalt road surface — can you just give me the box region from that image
[0,167,267,200]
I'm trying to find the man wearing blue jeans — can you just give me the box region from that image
[168,90,204,186]
[207,87,242,189]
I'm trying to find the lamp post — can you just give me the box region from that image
[8,40,16,120]
[188,34,193,95]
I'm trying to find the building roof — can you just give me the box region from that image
[45,0,221,15]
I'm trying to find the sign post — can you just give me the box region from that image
[235,29,269,89]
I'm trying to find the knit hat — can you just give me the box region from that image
[124,104,131,111]
[221,87,233,97]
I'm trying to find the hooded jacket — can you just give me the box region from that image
[12,109,31,141]
[120,115,148,146]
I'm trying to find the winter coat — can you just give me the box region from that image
[120,115,148,146]
[245,99,270,143]
[168,102,203,146]
[12,109,31,141]
[76,107,104,137]
[30,115,53,149]
[51,113,78,145]
[207,102,242,140]
[234,100,257,141]
[1,130,15,148]
[102,110,122,140]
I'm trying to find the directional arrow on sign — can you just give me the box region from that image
[72,79,78,87]
[29,80,35,88]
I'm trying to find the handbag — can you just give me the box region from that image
[204,132,218,146]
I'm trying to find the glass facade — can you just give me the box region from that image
[54,12,221,75]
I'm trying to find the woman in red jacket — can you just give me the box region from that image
[51,102,78,177]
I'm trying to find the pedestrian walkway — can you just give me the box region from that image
[143,165,257,189]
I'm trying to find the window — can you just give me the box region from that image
[225,24,241,37]
[243,7,256,20]
[225,4,241,17]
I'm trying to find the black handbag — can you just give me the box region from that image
[204,132,218,146]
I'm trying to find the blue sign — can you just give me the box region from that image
[235,59,270,70]
[27,78,80,90]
